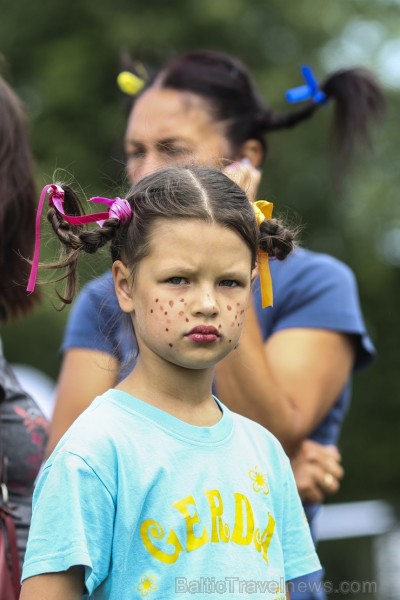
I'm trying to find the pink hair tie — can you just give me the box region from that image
[27,185,132,293]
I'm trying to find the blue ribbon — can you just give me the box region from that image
[285,65,327,105]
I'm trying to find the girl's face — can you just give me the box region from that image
[125,87,234,183]
[114,218,252,372]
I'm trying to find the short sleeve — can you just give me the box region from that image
[255,249,375,371]
[280,459,322,582]
[22,451,115,594]
[61,271,123,358]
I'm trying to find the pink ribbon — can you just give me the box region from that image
[27,184,132,292]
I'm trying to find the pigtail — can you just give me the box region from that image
[259,218,297,261]
[45,186,120,306]
[262,67,385,171]
[321,68,385,166]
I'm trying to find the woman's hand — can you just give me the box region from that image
[223,158,261,202]
[291,440,344,504]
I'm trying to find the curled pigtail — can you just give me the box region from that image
[259,218,297,261]
[27,184,132,307]
[46,196,121,305]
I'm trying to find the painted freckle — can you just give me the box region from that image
[218,324,222,329]
[227,305,232,311]
[165,328,169,332]
[169,343,173,347]
[231,323,235,327]
[185,318,189,322]
[179,311,184,316]
[150,309,153,313]
[169,300,174,307]
[235,315,238,320]
[228,339,232,343]
[180,298,185,303]
[155,298,159,303]
[164,312,168,315]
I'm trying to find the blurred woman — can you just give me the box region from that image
[0,75,48,570]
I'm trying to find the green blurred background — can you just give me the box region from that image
[1,0,399,596]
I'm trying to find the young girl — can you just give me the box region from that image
[21,166,320,599]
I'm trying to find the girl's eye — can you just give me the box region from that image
[219,280,240,288]
[166,277,188,285]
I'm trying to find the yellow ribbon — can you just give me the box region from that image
[252,200,274,308]
[117,71,146,96]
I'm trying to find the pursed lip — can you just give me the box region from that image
[186,325,220,336]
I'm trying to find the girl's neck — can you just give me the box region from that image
[116,358,221,427]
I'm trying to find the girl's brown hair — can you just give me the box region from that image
[45,166,296,306]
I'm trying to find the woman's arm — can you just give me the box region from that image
[215,299,355,456]
[46,348,118,457]
[20,567,84,600]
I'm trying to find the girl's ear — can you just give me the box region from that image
[236,139,264,168]
[112,260,135,313]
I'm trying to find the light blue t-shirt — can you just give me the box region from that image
[23,390,321,599]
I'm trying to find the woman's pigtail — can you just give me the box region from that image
[46,186,120,306]
[259,218,297,261]
[321,68,385,166]
[262,67,385,171]
[263,104,318,132]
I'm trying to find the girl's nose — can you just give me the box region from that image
[192,288,219,318]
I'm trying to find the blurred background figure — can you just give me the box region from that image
[0,74,49,570]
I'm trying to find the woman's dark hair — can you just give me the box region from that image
[0,76,40,319]
[45,166,296,306]
[128,49,385,168]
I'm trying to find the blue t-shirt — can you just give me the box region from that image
[22,391,321,599]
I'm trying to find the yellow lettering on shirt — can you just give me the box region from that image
[173,495,209,552]
[231,492,255,546]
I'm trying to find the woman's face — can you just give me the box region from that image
[125,87,234,183]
